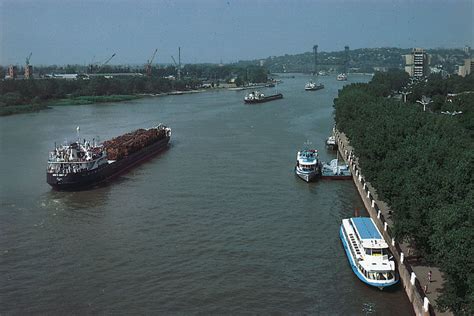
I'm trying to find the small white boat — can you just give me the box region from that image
[295,148,321,182]
[340,217,398,289]
[337,73,348,81]
[321,159,351,180]
[325,135,337,150]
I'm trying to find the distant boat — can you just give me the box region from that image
[340,217,398,289]
[244,91,283,104]
[325,135,338,150]
[337,73,348,81]
[295,146,321,182]
[321,158,351,180]
[304,81,324,91]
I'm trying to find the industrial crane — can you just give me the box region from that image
[25,52,32,66]
[171,47,181,80]
[96,53,116,73]
[146,49,158,76]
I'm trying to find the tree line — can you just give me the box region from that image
[334,70,473,314]
[0,64,269,111]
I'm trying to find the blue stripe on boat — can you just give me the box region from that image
[352,217,381,240]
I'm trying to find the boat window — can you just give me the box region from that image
[372,248,383,256]
[377,273,387,280]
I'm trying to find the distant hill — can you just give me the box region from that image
[233,47,469,74]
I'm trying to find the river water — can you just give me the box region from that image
[0,74,412,314]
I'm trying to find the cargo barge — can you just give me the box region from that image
[47,124,171,190]
[244,91,283,104]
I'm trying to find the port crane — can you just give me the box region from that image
[89,53,116,74]
[25,52,32,66]
[171,47,181,80]
[96,53,116,73]
[146,49,158,76]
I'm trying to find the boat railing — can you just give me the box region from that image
[48,162,90,174]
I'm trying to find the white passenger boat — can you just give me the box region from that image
[340,217,398,289]
[295,148,321,182]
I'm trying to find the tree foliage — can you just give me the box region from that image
[334,73,474,314]
[0,63,269,110]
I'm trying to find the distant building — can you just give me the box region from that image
[458,58,474,77]
[87,73,144,79]
[404,48,430,77]
[25,65,33,79]
[44,73,80,80]
[8,65,18,79]
[464,45,471,56]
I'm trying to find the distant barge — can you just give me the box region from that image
[244,91,283,104]
[46,124,171,190]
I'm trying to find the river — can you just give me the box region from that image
[0,74,412,314]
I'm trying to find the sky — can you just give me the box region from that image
[0,0,472,66]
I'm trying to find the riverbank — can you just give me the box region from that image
[0,103,50,116]
[49,95,141,106]
[0,91,200,116]
[0,95,142,116]
[335,129,451,316]
[0,86,241,116]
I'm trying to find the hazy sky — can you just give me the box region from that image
[1,0,472,65]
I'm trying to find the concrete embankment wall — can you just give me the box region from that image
[335,130,434,316]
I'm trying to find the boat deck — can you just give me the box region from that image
[351,217,381,240]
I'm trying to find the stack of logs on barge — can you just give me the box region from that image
[104,127,169,161]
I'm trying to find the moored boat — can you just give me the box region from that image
[304,81,325,91]
[295,148,321,182]
[321,159,351,180]
[337,73,348,81]
[46,124,171,190]
[244,91,283,104]
[340,217,398,289]
[325,135,338,150]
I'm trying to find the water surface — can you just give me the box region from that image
[0,74,412,314]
